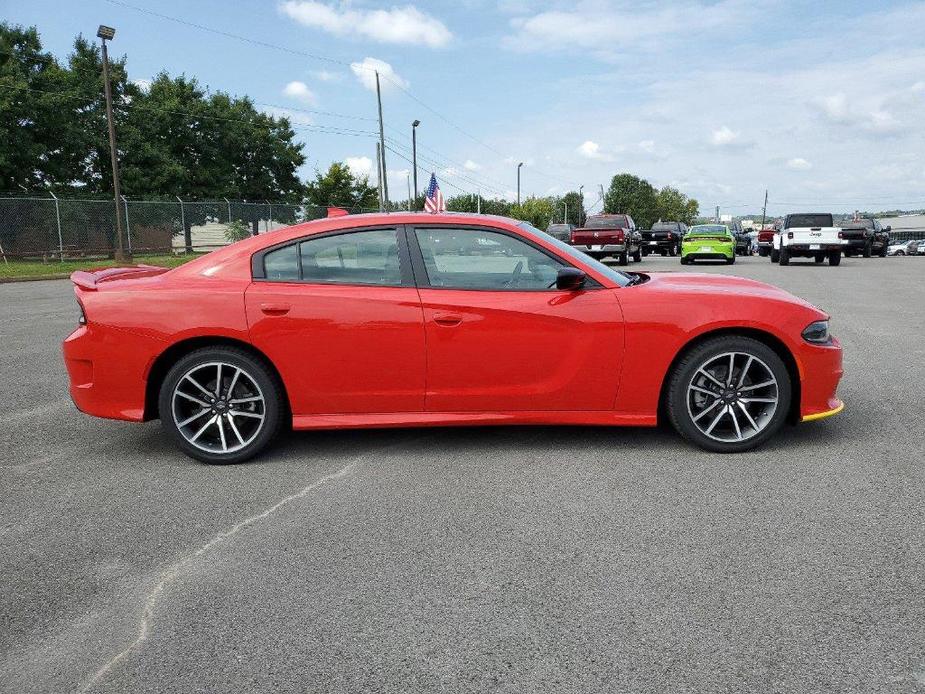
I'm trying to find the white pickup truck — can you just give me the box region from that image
[772,213,843,266]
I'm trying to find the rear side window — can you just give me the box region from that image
[261,228,402,286]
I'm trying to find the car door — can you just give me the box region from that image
[246,226,425,415]
[408,224,624,413]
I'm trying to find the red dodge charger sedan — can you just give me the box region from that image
[63,213,844,463]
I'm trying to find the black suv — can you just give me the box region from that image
[640,221,687,256]
[545,223,575,243]
[726,220,752,256]
[841,217,891,257]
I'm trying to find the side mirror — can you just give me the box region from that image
[885,225,892,232]
[556,267,586,290]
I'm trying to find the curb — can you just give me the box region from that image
[0,274,71,283]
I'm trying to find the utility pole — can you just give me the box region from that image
[563,202,568,225]
[578,185,584,226]
[98,25,130,263]
[411,120,420,199]
[406,173,412,211]
[715,205,720,222]
[375,142,384,212]
[477,190,481,214]
[761,189,768,228]
[375,71,389,207]
[517,162,523,206]
[600,184,605,213]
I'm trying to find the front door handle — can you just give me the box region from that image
[260,302,291,316]
[433,313,462,327]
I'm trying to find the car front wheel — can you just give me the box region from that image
[666,336,791,453]
[158,347,284,464]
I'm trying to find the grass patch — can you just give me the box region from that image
[0,253,205,279]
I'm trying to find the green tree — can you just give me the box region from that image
[559,190,584,226]
[654,185,699,225]
[305,162,378,211]
[604,173,659,228]
[508,197,556,231]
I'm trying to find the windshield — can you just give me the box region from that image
[520,222,634,287]
[786,214,833,228]
[584,215,628,229]
[687,225,728,236]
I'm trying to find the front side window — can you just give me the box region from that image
[415,227,563,290]
[261,228,402,285]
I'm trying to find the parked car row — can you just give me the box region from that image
[551,213,916,268]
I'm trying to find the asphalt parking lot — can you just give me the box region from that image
[2,254,925,694]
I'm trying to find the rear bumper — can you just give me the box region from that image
[573,243,626,254]
[842,238,868,250]
[784,243,843,254]
[62,325,153,422]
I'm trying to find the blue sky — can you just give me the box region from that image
[5,0,925,215]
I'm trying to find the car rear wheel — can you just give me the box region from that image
[779,248,790,265]
[863,241,872,258]
[632,248,642,262]
[829,251,841,266]
[618,252,629,266]
[814,254,825,263]
[159,347,284,464]
[770,248,780,263]
[666,336,791,453]
[726,255,735,265]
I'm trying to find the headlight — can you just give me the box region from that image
[802,320,830,343]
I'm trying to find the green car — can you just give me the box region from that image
[680,224,736,265]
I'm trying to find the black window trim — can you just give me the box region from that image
[251,225,415,288]
[405,223,603,292]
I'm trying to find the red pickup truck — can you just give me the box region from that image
[756,226,777,257]
[570,214,642,266]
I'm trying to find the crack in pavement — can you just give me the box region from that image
[77,461,357,693]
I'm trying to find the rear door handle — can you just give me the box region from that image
[433,313,462,327]
[260,302,291,316]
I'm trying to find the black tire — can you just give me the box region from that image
[770,248,780,263]
[726,255,735,265]
[814,254,825,263]
[668,245,677,257]
[863,241,872,258]
[666,335,792,453]
[879,245,887,258]
[633,248,642,263]
[829,251,841,266]
[641,248,650,257]
[779,248,790,266]
[158,346,284,464]
[618,252,629,266]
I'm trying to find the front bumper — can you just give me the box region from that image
[797,336,844,422]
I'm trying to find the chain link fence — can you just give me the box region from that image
[0,196,378,260]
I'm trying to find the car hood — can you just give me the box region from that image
[636,272,820,311]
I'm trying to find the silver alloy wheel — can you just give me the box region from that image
[171,361,266,454]
[686,351,779,443]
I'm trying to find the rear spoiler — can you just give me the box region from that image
[70,264,169,291]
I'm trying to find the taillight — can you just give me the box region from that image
[838,231,843,239]
[787,231,794,239]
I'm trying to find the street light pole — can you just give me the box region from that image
[412,120,420,200]
[374,71,389,207]
[98,25,130,263]
[516,162,523,206]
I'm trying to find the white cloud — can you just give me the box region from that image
[345,156,373,178]
[282,80,316,104]
[504,1,757,58]
[132,78,151,92]
[638,140,655,154]
[786,157,812,171]
[576,140,613,161]
[710,126,744,147]
[260,105,313,125]
[812,92,905,136]
[279,1,452,47]
[312,69,340,82]
[350,57,408,92]
[464,159,482,171]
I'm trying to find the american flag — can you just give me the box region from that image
[423,172,445,213]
